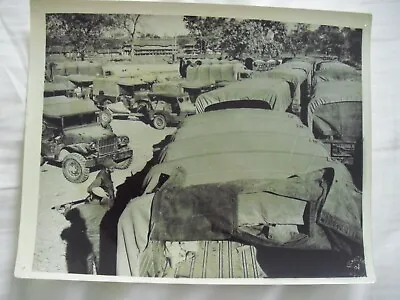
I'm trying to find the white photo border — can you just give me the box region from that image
[15,0,374,285]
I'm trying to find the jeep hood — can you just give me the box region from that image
[64,124,115,143]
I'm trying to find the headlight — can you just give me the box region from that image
[118,135,129,146]
[89,142,97,150]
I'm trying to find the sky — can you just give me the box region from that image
[137,15,189,36]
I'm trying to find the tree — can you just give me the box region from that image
[314,25,346,59]
[176,36,193,48]
[341,27,362,64]
[183,16,228,54]
[46,14,115,60]
[112,14,141,59]
[183,16,287,58]
[284,23,313,57]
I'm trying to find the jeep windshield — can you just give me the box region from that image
[62,113,98,129]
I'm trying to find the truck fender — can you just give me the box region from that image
[153,110,170,122]
[63,144,90,156]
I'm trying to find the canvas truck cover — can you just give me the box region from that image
[43,97,99,117]
[160,131,329,164]
[102,64,163,80]
[195,77,292,113]
[175,110,310,141]
[316,62,361,82]
[183,65,215,89]
[116,109,363,277]
[49,61,103,77]
[75,61,103,77]
[143,136,350,196]
[291,56,318,64]
[92,77,120,98]
[260,68,308,98]
[277,61,314,87]
[307,81,362,140]
[151,82,185,97]
[145,108,352,192]
[183,63,245,89]
[44,81,75,92]
[117,77,152,86]
[67,74,95,84]
[277,61,313,75]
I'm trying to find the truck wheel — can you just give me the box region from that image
[152,114,167,130]
[62,153,90,183]
[114,156,133,170]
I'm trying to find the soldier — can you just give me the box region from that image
[96,90,107,107]
[87,159,116,209]
[59,159,117,274]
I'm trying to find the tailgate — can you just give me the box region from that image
[139,240,267,278]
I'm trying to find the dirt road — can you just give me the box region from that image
[32,119,176,273]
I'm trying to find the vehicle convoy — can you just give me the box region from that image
[117,103,364,278]
[41,96,133,183]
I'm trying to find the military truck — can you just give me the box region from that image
[43,81,75,98]
[104,82,197,130]
[117,104,364,279]
[135,83,196,130]
[307,80,363,189]
[41,96,133,183]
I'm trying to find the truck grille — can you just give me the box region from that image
[98,136,118,156]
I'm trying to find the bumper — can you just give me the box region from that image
[86,148,133,167]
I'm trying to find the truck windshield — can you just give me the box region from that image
[63,113,97,128]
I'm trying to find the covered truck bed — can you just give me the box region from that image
[195,77,292,113]
[117,108,364,278]
[307,80,362,141]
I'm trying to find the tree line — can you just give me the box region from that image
[46,14,362,64]
[183,16,362,64]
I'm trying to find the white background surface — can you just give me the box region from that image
[0,0,398,299]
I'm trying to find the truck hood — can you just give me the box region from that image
[64,124,115,143]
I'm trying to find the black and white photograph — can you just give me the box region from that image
[15,0,373,284]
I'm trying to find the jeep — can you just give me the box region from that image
[41,96,133,183]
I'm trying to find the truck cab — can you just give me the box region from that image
[41,96,133,183]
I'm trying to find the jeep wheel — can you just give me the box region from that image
[152,114,167,130]
[62,153,90,183]
[114,156,133,170]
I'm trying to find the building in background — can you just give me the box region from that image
[130,38,178,56]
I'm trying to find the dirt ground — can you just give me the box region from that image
[32,119,176,273]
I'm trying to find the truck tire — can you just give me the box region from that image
[62,153,90,183]
[114,156,133,170]
[152,114,167,130]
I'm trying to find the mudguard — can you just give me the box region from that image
[63,143,91,155]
